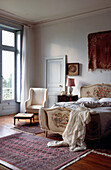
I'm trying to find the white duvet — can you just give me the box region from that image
[47,106,96,152]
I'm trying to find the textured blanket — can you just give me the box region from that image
[47,106,96,151]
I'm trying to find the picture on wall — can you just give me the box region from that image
[88,30,111,71]
[67,63,79,76]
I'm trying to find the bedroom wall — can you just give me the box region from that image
[34,9,111,97]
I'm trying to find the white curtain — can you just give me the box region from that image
[20,26,31,112]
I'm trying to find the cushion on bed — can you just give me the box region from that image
[76,97,98,103]
[80,101,100,108]
[99,98,111,107]
[76,97,99,108]
[99,98,111,103]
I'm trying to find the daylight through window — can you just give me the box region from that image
[0,26,22,102]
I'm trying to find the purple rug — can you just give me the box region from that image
[0,133,91,170]
[12,122,43,134]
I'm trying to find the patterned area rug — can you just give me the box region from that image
[0,133,91,170]
[12,122,43,134]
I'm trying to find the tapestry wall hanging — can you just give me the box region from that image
[88,30,111,71]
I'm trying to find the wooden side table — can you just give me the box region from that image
[57,95,78,102]
[14,113,34,125]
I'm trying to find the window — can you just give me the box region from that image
[2,50,15,100]
[0,26,22,102]
[2,30,15,47]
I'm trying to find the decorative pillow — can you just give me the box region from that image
[80,101,100,108]
[76,97,98,103]
[76,97,99,108]
[99,98,111,103]
[46,108,71,132]
[99,98,111,107]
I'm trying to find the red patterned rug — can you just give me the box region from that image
[0,133,91,170]
[12,122,43,134]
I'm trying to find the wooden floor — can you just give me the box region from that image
[0,114,111,170]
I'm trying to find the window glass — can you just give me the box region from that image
[2,30,15,47]
[2,51,15,100]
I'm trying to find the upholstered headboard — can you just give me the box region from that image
[80,83,111,99]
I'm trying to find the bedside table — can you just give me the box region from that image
[57,95,78,102]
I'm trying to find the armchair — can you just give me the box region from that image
[25,88,47,114]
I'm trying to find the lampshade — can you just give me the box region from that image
[66,78,75,87]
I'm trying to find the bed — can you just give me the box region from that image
[39,83,111,141]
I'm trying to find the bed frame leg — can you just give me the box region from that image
[45,131,47,137]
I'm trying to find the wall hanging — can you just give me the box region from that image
[88,30,111,71]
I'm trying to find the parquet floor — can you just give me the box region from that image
[0,114,111,170]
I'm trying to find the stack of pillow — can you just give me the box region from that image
[76,97,111,108]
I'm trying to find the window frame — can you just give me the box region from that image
[0,26,22,103]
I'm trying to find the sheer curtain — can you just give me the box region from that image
[20,26,31,112]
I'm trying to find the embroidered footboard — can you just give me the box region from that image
[39,107,71,135]
[45,107,71,133]
[39,107,101,140]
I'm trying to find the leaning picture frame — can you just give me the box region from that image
[67,63,79,76]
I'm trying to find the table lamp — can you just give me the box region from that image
[66,78,75,95]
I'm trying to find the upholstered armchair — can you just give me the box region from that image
[25,88,47,114]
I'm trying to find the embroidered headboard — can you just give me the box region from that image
[80,83,111,99]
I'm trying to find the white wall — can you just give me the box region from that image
[34,9,111,97]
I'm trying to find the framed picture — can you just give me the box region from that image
[67,63,79,76]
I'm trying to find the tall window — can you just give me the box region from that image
[0,26,22,102]
[2,50,15,100]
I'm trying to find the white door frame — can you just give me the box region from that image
[45,55,67,90]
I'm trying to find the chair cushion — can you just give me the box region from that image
[31,89,45,105]
[26,105,42,113]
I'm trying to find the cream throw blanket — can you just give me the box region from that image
[47,106,96,152]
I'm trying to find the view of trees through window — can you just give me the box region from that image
[0,26,21,102]
[2,74,13,100]
[2,30,15,100]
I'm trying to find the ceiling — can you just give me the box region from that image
[0,0,111,24]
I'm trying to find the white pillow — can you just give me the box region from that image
[99,98,111,103]
[76,97,98,103]
[99,98,111,107]
[80,101,100,108]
